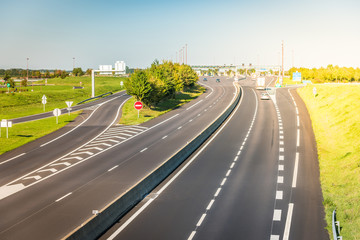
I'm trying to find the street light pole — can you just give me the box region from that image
[73,57,75,69]
[282,40,284,82]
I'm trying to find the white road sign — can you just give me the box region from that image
[42,95,47,100]
[65,101,73,107]
[313,87,317,96]
[42,99,47,105]
[53,108,61,124]
[53,108,61,116]
[1,119,12,138]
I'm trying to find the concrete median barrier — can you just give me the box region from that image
[66,84,242,240]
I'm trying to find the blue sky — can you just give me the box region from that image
[1,0,360,70]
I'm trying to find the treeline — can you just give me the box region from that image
[0,68,92,79]
[125,60,198,107]
[288,65,360,82]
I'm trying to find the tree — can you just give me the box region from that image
[3,72,11,81]
[125,70,153,105]
[85,68,92,75]
[60,70,69,79]
[21,79,28,87]
[73,68,84,76]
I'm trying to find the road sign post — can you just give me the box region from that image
[134,101,143,118]
[120,81,124,88]
[42,95,47,112]
[313,87,317,97]
[53,108,61,124]
[1,119,12,138]
[65,101,73,115]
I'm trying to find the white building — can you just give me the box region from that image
[99,65,112,75]
[115,61,126,75]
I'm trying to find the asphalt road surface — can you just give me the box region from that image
[101,77,328,240]
[0,77,238,239]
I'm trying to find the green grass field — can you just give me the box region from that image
[0,76,127,119]
[0,111,80,154]
[297,84,360,239]
[120,84,205,125]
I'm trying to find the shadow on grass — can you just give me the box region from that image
[17,134,33,137]
[151,85,204,112]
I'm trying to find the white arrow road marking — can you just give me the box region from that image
[118,133,132,137]
[92,139,119,143]
[71,151,94,156]
[38,168,57,173]
[87,143,112,147]
[23,175,41,181]
[80,147,103,151]
[61,156,83,161]
[51,162,71,167]
[96,136,126,140]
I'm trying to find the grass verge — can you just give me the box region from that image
[297,84,360,239]
[0,111,81,155]
[120,84,205,125]
[0,76,127,119]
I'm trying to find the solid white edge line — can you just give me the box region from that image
[107,198,154,240]
[41,95,124,147]
[1,99,181,198]
[292,152,299,188]
[283,203,294,240]
[55,192,72,202]
[107,83,244,237]
[140,148,148,153]
[0,153,26,165]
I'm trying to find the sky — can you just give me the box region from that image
[1,0,360,70]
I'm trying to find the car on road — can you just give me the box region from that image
[216,78,220,82]
[203,78,207,81]
[260,93,270,100]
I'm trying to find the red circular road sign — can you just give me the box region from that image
[134,101,143,110]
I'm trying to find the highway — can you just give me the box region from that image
[0,77,238,239]
[101,77,328,240]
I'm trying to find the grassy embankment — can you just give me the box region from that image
[0,76,127,154]
[297,84,360,239]
[120,84,205,125]
[0,76,127,119]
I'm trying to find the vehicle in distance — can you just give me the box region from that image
[256,77,265,90]
[260,93,270,100]
[216,78,220,82]
[203,78,207,81]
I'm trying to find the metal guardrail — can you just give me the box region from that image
[76,92,113,105]
[332,209,342,240]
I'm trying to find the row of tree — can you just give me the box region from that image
[0,69,74,79]
[125,60,198,107]
[288,65,360,82]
